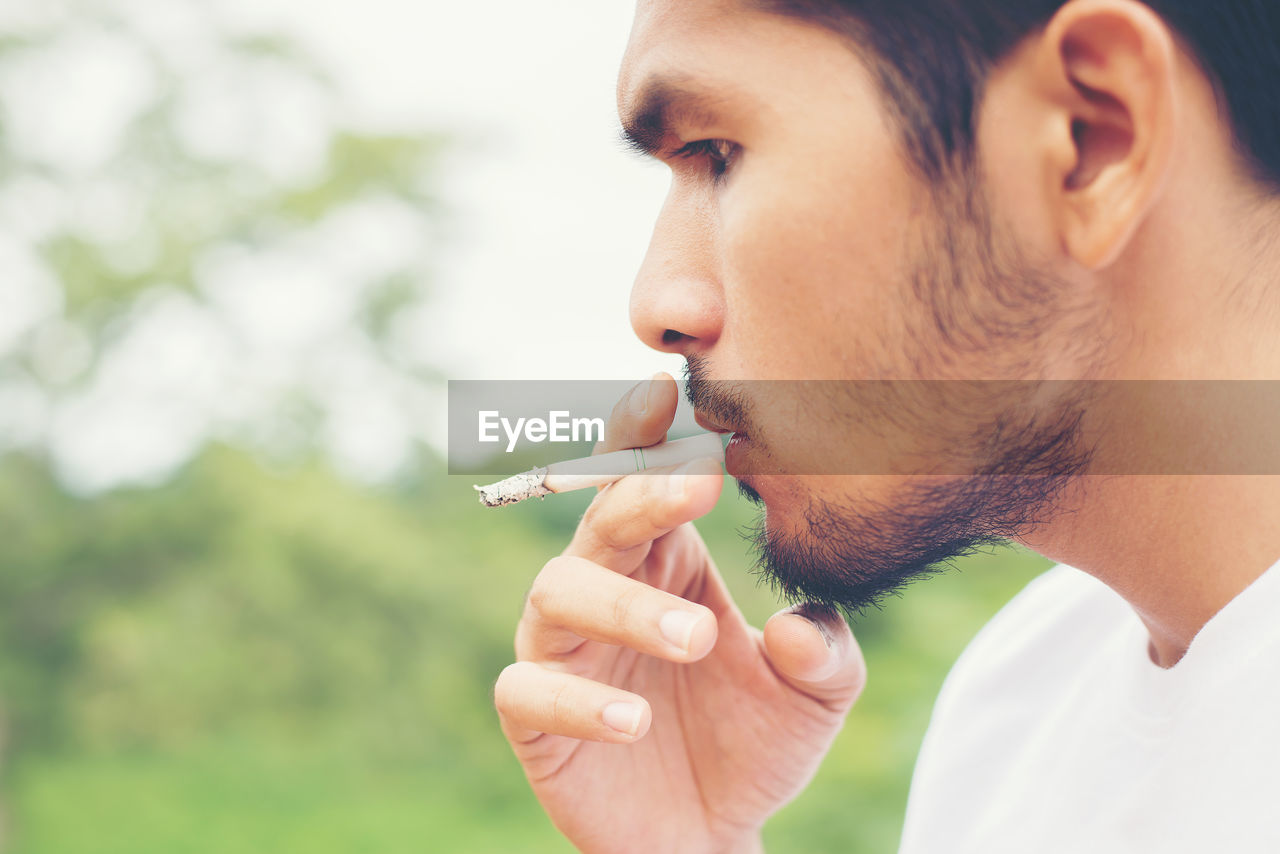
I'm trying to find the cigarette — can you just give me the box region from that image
[474,432,726,508]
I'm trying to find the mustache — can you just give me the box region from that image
[682,354,755,435]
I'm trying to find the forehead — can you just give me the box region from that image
[619,0,734,100]
[617,0,856,116]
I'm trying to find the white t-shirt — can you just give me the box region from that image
[899,559,1280,854]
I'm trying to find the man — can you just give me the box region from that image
[493,1,1280,850]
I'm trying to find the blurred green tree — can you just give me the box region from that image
[0,4,1053,853]
[0,3,515,851]
[0,0,445,489]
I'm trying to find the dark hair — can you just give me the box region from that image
[753,1,1280,193]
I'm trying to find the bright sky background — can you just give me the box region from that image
[257,0,680,382]
[0,0,692,490]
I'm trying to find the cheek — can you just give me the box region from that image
[975,50,1078,273]
[717,135,926,379]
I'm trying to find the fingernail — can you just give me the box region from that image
[795,603,839,649]
[627,372,665,416]
[802,615,843,674]
[807,617,835,649]
[643,372,664,411]
[660,609,702,652]
[602,702,642,736]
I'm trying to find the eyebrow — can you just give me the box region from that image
[618,76,734,159]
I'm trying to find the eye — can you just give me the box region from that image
[671,139,738,181]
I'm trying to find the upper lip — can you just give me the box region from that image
[694,410,742,436]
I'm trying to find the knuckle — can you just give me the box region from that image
[493,661,526,706]
[525,575,550,616]
[542,554,573,575]
[610,584,646,629]
[650,491,687,530]
[526,558,569,615]
[578,498,605,533]
[591,520,629,552]
[577,506,634,554]
[547,681,573,728]
[512,618,533,659]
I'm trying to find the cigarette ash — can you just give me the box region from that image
[474,467,552,507]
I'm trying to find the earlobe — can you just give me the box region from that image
[1041,0,1179,270]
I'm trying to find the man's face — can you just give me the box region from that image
[619,0,1109,611]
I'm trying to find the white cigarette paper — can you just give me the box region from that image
[474,432,726,508]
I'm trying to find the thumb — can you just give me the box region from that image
[762,603,866,711]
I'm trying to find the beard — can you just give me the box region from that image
[733,469,1084,619]
[685,174,1103,618]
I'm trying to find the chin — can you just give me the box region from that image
[740,474,945,536]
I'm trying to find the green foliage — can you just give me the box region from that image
[0,449,1049,853]
[0,4,443,431]
[0,5,1054,852]
[279,133,441,223]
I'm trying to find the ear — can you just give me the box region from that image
[1034,0,1179,270]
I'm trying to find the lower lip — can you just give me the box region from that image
[724,432,750,476]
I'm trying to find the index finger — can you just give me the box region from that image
[565,457,724,570]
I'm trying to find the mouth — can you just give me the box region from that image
[694,410,742,437]
[695,410,753,478]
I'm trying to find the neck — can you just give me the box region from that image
[1027,183,1280,668]
[1027,476,1280,667]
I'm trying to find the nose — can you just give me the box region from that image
[629,182,725,357]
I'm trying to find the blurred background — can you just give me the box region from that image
[0,1,1050,851]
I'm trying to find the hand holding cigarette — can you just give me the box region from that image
[492,372,867,852]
